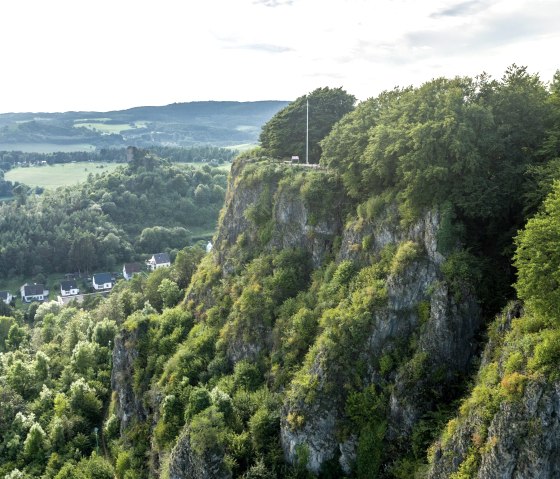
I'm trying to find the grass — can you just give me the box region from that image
[0,143,96,153]
[5,162,123,189]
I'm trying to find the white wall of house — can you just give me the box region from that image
[1,293,13,304]
[61,288,79,297]
[147,257,171,271]
[20,286,48,302]
[22,293,45,302]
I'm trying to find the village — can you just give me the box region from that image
[0,252,172,308]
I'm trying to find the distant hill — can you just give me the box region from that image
[0,100,289,152]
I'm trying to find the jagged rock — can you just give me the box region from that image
[214,159,344,271]
[281,208,481,473]
[428,304,560,479]
[111,323,149,435]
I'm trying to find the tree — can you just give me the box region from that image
[23,422,48,462]
[172,245,205,289]
[69,234,97,273]
[157,279,182,309]
[514,181,560,320]
[0,315,16,352]
[260,87,355,163]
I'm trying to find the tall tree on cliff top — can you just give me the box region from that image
[259,87,355,163]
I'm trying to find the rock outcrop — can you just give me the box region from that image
[281,208,481,473]
[428,304,560,479]
[111,322,149,435]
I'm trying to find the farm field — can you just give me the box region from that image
[5,162,122,188]
[0,143,96,153]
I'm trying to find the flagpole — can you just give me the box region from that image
[306,97,309,165]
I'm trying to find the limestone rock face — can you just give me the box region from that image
[428,304,560,479]
[111,159,490,476]
[281,208,481,473]
[214,159,345,272]
[111,323,148,435]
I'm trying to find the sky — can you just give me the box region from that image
[0,0,559,113]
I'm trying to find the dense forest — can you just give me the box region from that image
[0,149,227,279]
[1,68,560,479]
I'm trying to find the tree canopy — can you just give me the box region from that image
[259,87,355,163]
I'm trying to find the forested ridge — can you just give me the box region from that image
[0,100,288,149]
[1,67,560,479]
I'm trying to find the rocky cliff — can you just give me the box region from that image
[427,303,560,479]
[281,208,480,475]
[112,158,549,478]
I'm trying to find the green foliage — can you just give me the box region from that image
[5,66,560,479]
[527,329,560,379]
[189,406,227,456]
[0,315,17,352]
[185,387,211,421]
[260,87,355,163]
[157,279,183,309]
[390,240,421,275]
[23,422,48,462]
[441,250,483,300]
[0,154,225,279]
[514,181,560,320]
[323,68,551,221]
[356,421,387,479]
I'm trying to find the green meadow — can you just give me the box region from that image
[5,162,122,188]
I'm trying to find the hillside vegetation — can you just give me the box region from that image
[0,150,226,280]
[1,67,560,479]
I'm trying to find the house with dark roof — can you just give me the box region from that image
[123,262,142,280]
[21,283,49,302]
[0,290,13,305]
[146,253,171,271]
[60,280,79,297]
[92,273,113,291]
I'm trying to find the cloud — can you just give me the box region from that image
[407,9,558,55]
[430,0,490,18]
[253,0,294,7]
[230,43,294,53]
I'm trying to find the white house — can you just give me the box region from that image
[21,283,49,302]
[92,273,113,291]
[146,253,171,271]
[206,241,213,253]
[60,280,79,297]
[0,291,13,305]
[123,262,142,280]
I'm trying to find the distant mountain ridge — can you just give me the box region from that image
[0,100,289,151]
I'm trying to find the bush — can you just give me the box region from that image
[189,406,226,456]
